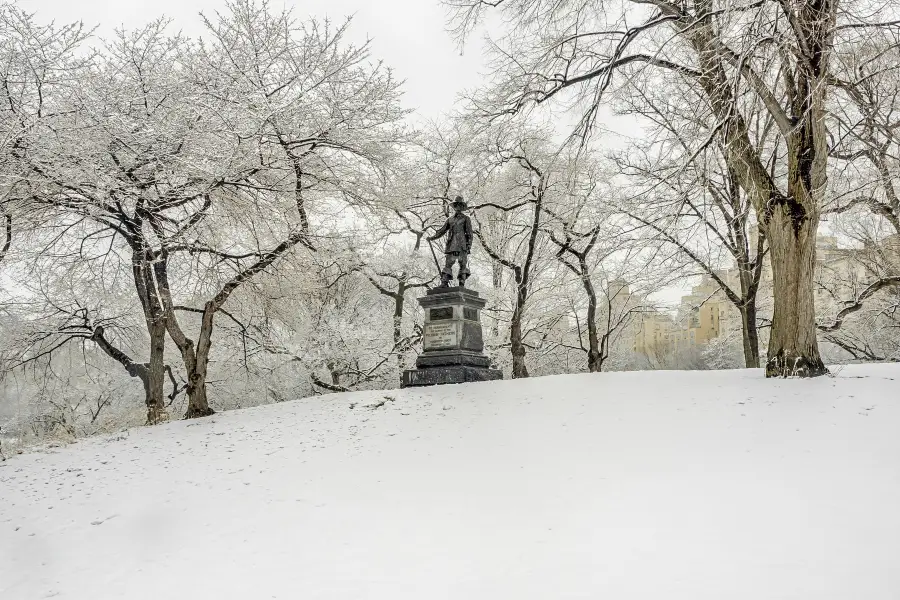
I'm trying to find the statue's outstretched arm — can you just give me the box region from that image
[428,220,449,241]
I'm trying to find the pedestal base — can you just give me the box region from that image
[401,365,503,388]
[415,349,492,368]
[404,286,503,388]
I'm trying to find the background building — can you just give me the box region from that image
[633,234,900,363]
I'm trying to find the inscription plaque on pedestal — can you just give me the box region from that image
[424,321,458,350]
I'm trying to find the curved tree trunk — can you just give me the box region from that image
[91,322,168,425]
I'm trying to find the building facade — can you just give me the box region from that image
[633,234,900,362]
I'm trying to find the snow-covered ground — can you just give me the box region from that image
[2,365,899,599]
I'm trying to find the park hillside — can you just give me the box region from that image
[1,0,899,440]
[3,365,900,599]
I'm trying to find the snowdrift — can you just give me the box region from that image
[3,365,900,599]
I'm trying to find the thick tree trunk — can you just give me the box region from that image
[129,245,169,424]
[763,8,831,378]
[510,305,529,378]
[91,323,168,425]
[184,304,216,419]
[490,259,502,339]
[150,259,215,419]
[145,316,168,424]
[170,337,212,419]
[393,284,405,382]
[764,208,827,377]
[184,379,213,418]
[326,360,342,387]
[685,0,832,377]
[582,264,602,373]
[509,275,529,378]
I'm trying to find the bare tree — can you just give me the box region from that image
[162,1,407,416]
[472,129,558,378]
[244,255,421,394]
[0,8,183,422]
[2,301,185,412]
[334,220,436,382]
[608,70,772,368]
[18,20,244,423]
[820,31,900,336]
[445,0,896,376]
[541,160,671,371]
[615,113,769,367]
[814,208,900,360]
[13,4,406,421]
[555,247,663,372]
[0,5,92,269]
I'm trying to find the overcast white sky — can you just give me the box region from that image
[20,0,488,120]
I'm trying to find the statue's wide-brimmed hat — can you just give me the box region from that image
[452,196,468,209]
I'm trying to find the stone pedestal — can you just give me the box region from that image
[401,287,503,387]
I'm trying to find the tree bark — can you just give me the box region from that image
[582,260,602,373]
[145,316,169,424]
[0,212,10,264]
[151,259,216,419]
[183,303,216,419]
[764,204,827,376]
[490,259,502,339]
[686,0,831,377]
[393,283,406,382]
[510,301,529,378]
[130,242,169,424]
[761,0,832,377]
[90,323,168,425]
[739,302,760,369]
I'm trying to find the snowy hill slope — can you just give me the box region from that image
[2,365,900,599]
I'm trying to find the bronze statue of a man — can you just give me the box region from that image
[429,196,473,287]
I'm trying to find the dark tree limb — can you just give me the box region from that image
[310,372,349,392]
[0,212,10,263]
[818,276,900,332]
